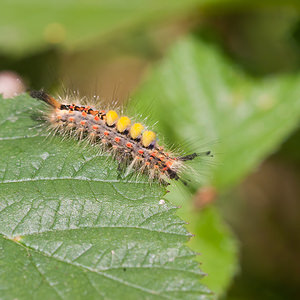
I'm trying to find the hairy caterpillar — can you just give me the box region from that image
[30,90,212,185]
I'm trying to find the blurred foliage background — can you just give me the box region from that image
[1,1,300,299]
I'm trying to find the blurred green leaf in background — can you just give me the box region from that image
[132,35,300,296]
[133,36,300,189]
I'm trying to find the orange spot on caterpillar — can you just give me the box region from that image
[57,115,62,120]
[82,111,87,117]
[68,110,73,114]
[104,131,109,136]
[90,110,98,116]
[94,116,100,121]
[145,162,150,166]
[115,137,120,143]
[80,120,86,125]
[166,160,173,168]
[162,167,168,171]
[154,165,159,169]
[150,152,156,157]
[68,117,75,122]
[92,125,99,130]
[126,142,133,148]
[138,150,144,155]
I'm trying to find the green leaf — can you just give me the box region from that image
[0,0,210,57]
[3,0,299,57]
[0,95,212,299]
[162,182,238,297]
[130,35,300,296]
[132,36,300,189]
[162,185,238,297]
[185,206,238,296]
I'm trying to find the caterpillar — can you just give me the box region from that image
[30,90,212,185]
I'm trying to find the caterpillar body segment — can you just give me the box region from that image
[30,90,208,184]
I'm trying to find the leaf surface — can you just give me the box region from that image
[0,95,212,300]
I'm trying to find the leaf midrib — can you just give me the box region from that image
[1,225,188,239]
[0,177,150,185]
